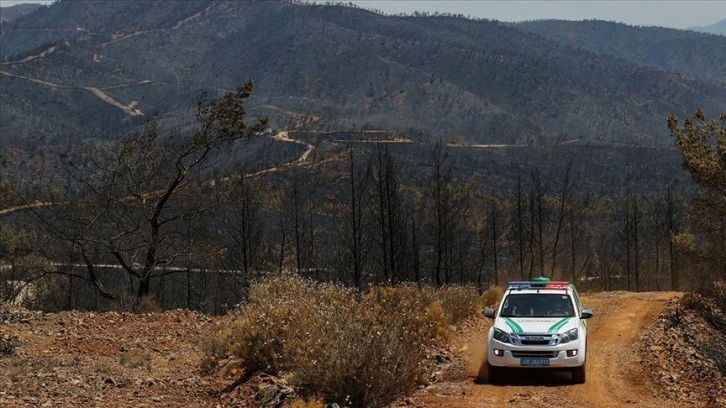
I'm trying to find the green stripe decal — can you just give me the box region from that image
[503,317,523,333]
[548,318,570,333]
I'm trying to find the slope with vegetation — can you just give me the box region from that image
[1,3,723,314]
[1,106,725,405]
[0,3,42,23]
[687,18,726,37]
[515,19,726,84]
[1,2,726,406]
[1,0,724,148]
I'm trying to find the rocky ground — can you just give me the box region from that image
[1,291,723,407]
[637,294,726,407]
[0,305,235,407]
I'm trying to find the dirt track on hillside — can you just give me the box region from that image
[407,291,685,408]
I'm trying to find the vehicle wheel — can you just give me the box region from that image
[487,362,503,384]
[572,363,586,384]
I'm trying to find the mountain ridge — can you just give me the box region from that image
[0,3,43,23]
[1,0,724,149]
[687,17,726,36]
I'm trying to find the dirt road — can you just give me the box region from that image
[410,291,685,408]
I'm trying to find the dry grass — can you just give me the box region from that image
[134,295,162,313]
[481,284,504,307]
[203,275,481,408]
[286,396,325,408]
[4,359,24,382]
[710,280,726,312]
[198,326,234,375]
[432,285,482,325]
[119,348,152,370]
[0,332,17,357]
[93,356,113,375]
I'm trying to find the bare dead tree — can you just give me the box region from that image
[226,177,265,279]
[19,81,267,305]
[369,142,407,284]
[338,147,371,289]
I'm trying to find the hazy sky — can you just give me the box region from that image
[1,0,724,29]
[350,1,726,29]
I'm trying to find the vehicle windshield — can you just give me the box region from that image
[499,293,574,318]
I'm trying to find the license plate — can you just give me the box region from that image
[520,358,550,367]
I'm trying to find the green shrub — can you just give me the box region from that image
[7,254,60,310]
[215,275,446,408]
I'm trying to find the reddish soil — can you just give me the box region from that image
[1,291,703,408]
[0,308,234,407]
[400,291,691,408]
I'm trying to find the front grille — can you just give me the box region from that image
[521,339,551,345]
[512,334,557,346]
[511,350,559,358]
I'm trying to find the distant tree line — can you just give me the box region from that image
[0,84,721,313]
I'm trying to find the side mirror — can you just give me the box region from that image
[484,307,496,318]
[580,309,594,319]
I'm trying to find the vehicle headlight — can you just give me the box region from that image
[493,328,511,344]
[560,328,578,344]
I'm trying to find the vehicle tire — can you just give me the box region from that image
[571,363,586,384]
[487,362,503,384]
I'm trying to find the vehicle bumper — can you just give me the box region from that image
[487,340,586,368]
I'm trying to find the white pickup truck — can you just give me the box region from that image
[483,277,593,383]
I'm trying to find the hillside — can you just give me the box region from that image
[3,291,724,407]
[1,5,724,406]
[515,19,726,85]
[688,18,726,36]
[0,3,42,24]
[1,0,725,149]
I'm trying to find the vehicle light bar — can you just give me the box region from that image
[507,277,570,290]
[508,281,533,289]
